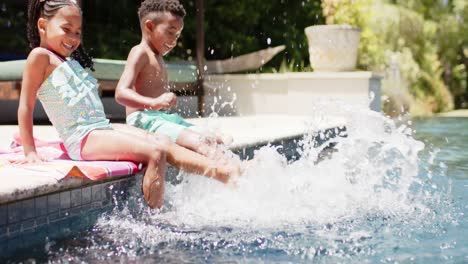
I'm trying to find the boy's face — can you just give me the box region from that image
[147,12,183,55]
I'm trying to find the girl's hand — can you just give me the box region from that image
[15,151,45,164]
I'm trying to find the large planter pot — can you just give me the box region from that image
[305,25,361,71]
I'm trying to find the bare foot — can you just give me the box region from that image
[142,173,163,209]
[204,161,242,184]
[238,155,258,171]
[217,134,233,146]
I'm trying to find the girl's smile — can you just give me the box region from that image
[39,5,82,57]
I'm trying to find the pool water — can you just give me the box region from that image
[16,110,468,263]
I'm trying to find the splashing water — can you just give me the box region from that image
[47,103,465,263]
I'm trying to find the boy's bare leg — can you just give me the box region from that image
[176,129,238,167]
[215,133,233,145]
[112,124,241,183]
[176,129,216,155]
[80,129,166,209]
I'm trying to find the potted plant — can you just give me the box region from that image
[304,0,363,72]
[305,25,361,71]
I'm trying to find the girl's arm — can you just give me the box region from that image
[115,47,176,110]
[17,49,49,161]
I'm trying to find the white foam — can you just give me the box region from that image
[98,102,437,232]
[48,101,459,262]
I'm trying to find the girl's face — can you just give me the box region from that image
[148,12,183,55]
[39,5,82,57]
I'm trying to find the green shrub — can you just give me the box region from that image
[322,0,465,114]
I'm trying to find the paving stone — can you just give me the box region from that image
[21,198,35,220]
[7,202,21,224]
[82,186,92,204]
[0,205,7,226]
[47,193,60,214]
[70,189,82,208]
[35,196,48,217]
[60,191,71,210]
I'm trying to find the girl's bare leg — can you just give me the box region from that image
[80,128,166,209]
[112,124,240,183]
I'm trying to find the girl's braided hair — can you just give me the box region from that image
[27,0,94,70]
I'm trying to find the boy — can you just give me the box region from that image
[116,0,229,158]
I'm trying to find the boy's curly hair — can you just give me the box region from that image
[138,0,186,21]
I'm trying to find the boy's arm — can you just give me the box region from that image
[115,48,175,110]
[17,49,48,161]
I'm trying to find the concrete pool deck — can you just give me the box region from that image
[0,114,346,254]
[437,109,468,117]
[0,114,346,205]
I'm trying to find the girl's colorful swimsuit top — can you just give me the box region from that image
[37,59,112,160]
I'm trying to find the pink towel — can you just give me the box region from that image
[0,135,141,181]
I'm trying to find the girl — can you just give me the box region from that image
[19,0,240,209]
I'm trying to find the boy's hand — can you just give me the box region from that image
[15,151,45,164]
[153,92,177,110]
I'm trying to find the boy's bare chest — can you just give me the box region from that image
[136,59,169,95]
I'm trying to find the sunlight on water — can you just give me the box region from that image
[48,101,464,263]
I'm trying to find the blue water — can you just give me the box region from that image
[24,114,468,263]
